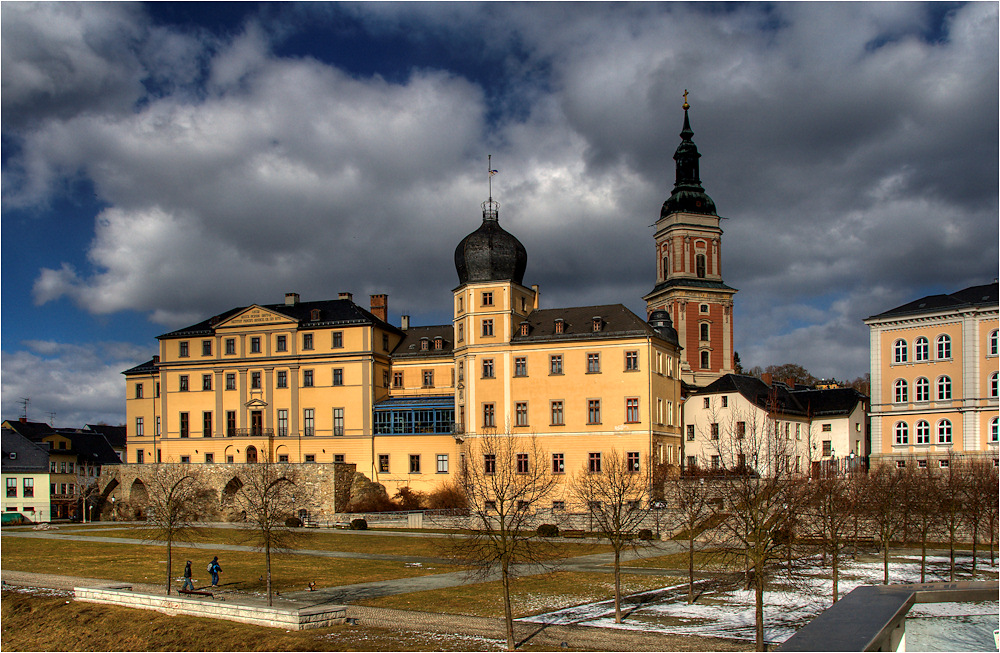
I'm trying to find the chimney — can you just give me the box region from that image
[338,292,353,302]
[19,417,26,423]
[401,315,410,330]
[531,284,539,310]
[761,373,773,386]
[285,292,300,306]
[785,378,797,389]
[370,294,388,322]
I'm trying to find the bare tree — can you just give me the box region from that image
[141,464,208,595]
[936,456,966,581]
[571,449,650,623]
[231,454,302,605]
[450,429,557,651]
[974,459,1000,566]
[708,392,800,652]
[901,460,941,583]
[861,462,906,584]
[800,474,856,604]
[665,473,718,604]
[961,457,996,577]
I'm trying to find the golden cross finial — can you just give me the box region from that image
[682,89,690,110]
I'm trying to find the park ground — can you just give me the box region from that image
[1,522,997,651]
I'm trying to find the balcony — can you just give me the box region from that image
[226,428,275,437]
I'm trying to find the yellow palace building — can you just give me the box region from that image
[121,108,728,498]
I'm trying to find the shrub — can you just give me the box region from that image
[536,523,560,537]
[638,528,654,541]
[285,516,302,528]
[427,481,468,511]
[392,486,426,511]
[350,518,368,530]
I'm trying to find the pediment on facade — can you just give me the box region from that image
[244,398,269,408]
[215,305,296,329]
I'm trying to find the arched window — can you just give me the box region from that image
[937,375,952,400]
[700,323,710,341]
[915,377,930,402]
[937,419,952,444]
[991,372,999,398]
[936,334,951,359]
[914,337,929,361]
[915,420,930,444]
[991,417,998,443]
[700,350,710,369]
[893,339,908,363]
[894,422,909,445]
[991,330,998,356]
[894,379,908,403]
[695,254,706,279]
[662,254,669,280]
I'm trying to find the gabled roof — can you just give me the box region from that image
[694,374,868,419]
[1,428,50,473]
[512,304,664,343]
[122,358,158,376]
[42,431,122,465]
[85,424,127,449]
[393,325,454,358]
[158,298,404,339]
[791,388,867,417]
[866,282,998,321]
[1,419,56,441]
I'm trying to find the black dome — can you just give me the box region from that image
[661,107,717,218]
[455,201,527,286]
[648,309,679,345]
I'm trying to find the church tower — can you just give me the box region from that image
[644,95,736,387]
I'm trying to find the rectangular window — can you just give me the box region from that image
[588,452,602,473]
[203,374,212,391]
[626,398,640,423]
[276,335,287,351]
[179,375,189,392]
[587,353,601,373]
[203,452,213,463]
[227,455,235,463]
[552,453,565,473]
[23,478,34,498]
[332,331,343,348]
[482,403,496,428]
[550,355,563,375]
[711,423,720,440]
[303,409,315,436]
[721,396,728,408]
[422,370,434,387]
[482,359,495,378]
[686,424,695,441]
[302,333,313,350]
[334,454,346,463]
[383,334,390,351]
[514,357,527,377]
[179,341,189,357]
[226,373,236,390]
[437,454,449,473]
[332,368,343,386]
[333,408,344,436]
[627,451,640,471]
[711,455,720,469]
[305,454,316,463]
[251,336,261,353]
[457,323,464,342]
[482,319,494,337]
[484,454,496,474]
[552,500,565,511]
[225,338,236,355]
[179,412,189,438]
[135,383,143,399]
[822,423,832,432]
[625,351,639,371]
[277,370,287,388]
[409,454,421,473]
[736,421,746,439]
[303,369,314,387]
[482,291,493,306]
[277,409,288,436]
[378,454,390,473]
[251,371,261,389]
[135,417,144,437]
[516,453,529,474]
[393,371,403,388]
[203,412,212,438]
[822,440,832,456]
[383,370,390,388]
[550,401,564,426]
[515,401,529,426]
[202,340,212,356]
[588,399,601,424]
[6,478,17,498]
[226,411,236,436]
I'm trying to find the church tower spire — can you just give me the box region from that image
[643,93,736,387]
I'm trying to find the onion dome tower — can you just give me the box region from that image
[454,196,527,286]
[644,92,736,388]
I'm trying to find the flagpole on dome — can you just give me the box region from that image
[483,154,500,221]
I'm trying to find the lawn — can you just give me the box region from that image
[358,571,683,618]
[0,536,455,594]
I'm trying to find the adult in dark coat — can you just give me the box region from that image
[181,560,195,591]
[209,556,222,586]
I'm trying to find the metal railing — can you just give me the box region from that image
[226,428,274,437]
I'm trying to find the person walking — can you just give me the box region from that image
[208,556,222,587]
[181,560,195,591]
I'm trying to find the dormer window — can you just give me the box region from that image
[434,337,443,350]
[519,322,529,337]
[592,317,602,332]
[554,319,565,335]
[420,338,429,351]
[310,309,321,321]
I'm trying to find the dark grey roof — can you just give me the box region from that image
[645,278,737,297]
[693,374,866,418]
[661,108,718,218]
[512,304,668,343]
[2,420,56,441]
[122,358,158,376]
[1,429,50,473]
[867,282,998,320]
[158,298,404,339]
[43,431,122,465]
[454,205,527,286]
[85,424,127,449]
[393,325,454,358]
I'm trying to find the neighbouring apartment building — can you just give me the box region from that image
[865,282,999,467]
[2,428,51,523]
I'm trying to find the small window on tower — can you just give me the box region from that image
[700,304,709,313]
[696,254,706,278]
[700,350,710,369]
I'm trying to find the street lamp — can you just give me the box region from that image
[110,496,116,521]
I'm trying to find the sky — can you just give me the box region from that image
[2,2,997,427]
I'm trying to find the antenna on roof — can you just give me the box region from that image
[19,397,29,421]
[47,411,57,426]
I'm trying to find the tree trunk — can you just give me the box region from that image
[949,535,955,582]
[687,533,695,604]
[882,542,890,585]
[920,534,927,583]
[613,547,622,624]
[971,521,979,578]
[501,558,515,651]
[165,539,173,596]
[266,542,273,606]
[754,573,765,652]
[831,546,838,604]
